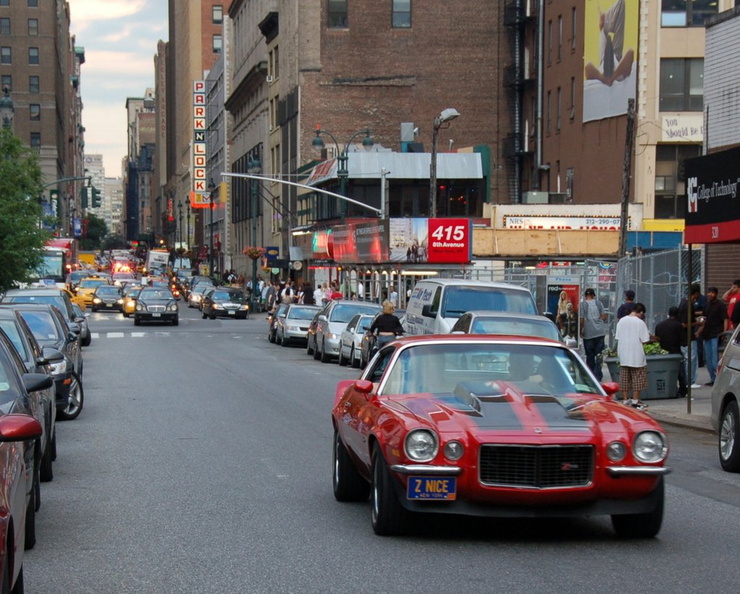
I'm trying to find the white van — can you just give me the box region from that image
[403,279,538,335]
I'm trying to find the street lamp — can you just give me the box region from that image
[0,86,14,130]
[429,107,460,217]
[208,179,217,278]
[311,127,374,222]
[247,156,261,313]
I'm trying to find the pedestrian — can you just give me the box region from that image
[579,288,608,381]
[614,303,653,410]
[370,300,405,350]
[654,306,687,398]
[701,286,728,386]
[722,280,740,330]
[281,280,294,304]
[616,289,636,319]
[329,281,343,300]
[678,283,703,389]
[302,282,315,305]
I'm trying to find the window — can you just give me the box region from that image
[557,15,562,61]
[212,5,223,23]
[28,0,38,6]
[269,46,280,80]
[392,0,411,28]
[28,47,39,65]
[29,103,39,121]
[328,0,347,28]
[1,74,10,90]
[28,18,38,36]
[0,47,10,64]
[556,87,562,131]
[30,132,40,148]
[0,18,9,36]
[660,58,703,111]
[212,34,222,53]
[29,75,39,93]
[661,0,717,27]
[654,144,702,218]
[569,76,576,120]
[0,0,8,6]
[571,7,577,50]
[547,20,552,65]
[546,90,552,135]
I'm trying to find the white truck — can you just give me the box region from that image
[145,249,170,276]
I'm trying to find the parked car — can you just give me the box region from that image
[0,309,57,482]
[359,309,407,369]
[10,304,84,421]
[91,285,124,312]
[711,324,740,472]
[339,313,375,368]
[0,336,48,578]
[134,288,179,326]
[201,287,250,320]
[71,303,91,346]
[332,335,670,537]
[308,300,382,363]
[267,303,290,343]
[276,304,321,346]
[450,311,576,346]
[1,287,90,346]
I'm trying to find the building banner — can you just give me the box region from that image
[389,218,472,264]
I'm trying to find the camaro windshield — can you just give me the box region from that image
[382,343,601,397]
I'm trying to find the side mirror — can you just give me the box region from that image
[354,379,373,394]
[39,347,64,365]
[23,373,54,394]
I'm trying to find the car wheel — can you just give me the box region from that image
[371,446,409,536]
[58,372,83,421]
[611,477,664,538]
[315,338,324,361]
[24,467,38,550]
[201,310,207,319]
[51,426,57,461]
[209,312,216,320]
[333,429,370,502]
[280,332,288,347]
[306,336,314,355]
[337,346,346,366]
[40,437,53,482]
[81,332,91,347]
[719,400,740,472]
[350,346,360,369]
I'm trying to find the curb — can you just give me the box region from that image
[650,413,714,434]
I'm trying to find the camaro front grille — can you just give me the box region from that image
[479,444,593,488]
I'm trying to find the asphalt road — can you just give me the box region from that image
[25,303,740,593]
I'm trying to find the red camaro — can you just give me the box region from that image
[332,335,670,537]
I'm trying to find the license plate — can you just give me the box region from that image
[152,313,161,317]
[228,310,235,315]
[106,304,113,308]
[407,476,457,500]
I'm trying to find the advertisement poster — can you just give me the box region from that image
[583,0,638,122]
[547,278,580,338]
[389,218,472,264]
[330,220,389,264]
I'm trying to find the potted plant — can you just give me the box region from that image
[603,343,684,400]
[243,246,265,261]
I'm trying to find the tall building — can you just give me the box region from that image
[124,90,156,243]
[0,0,86,236]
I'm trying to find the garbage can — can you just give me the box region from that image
[604,354,683,400]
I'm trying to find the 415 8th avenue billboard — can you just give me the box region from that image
[684,146,740,244]
[327,218,473,264]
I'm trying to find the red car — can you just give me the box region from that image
[332,335,670,537]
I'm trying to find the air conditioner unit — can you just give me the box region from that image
[266,75,274,83]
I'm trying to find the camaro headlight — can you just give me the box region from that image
[404,430,438,462]
[632,431,668,463]
[606,441,627,462]
[443,440,464,461]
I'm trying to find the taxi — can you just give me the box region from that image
[72,276,111,307]
[122,285,142,318]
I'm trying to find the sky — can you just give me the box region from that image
[68,0,168,177]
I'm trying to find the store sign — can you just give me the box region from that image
[684,146,740,243]
[503,215,621,230]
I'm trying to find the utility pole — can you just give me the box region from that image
[618,99,635,258]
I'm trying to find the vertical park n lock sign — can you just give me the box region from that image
[191,81,209,208]
[684,146,740,244]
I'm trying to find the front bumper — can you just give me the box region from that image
[135,312,178,323]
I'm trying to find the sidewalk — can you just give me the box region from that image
[606,361,714,433]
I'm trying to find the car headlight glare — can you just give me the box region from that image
[92,297,101,304]
[632,431,668,463]
[443,440,464,461]
[49,361,66,375]
[404,429,438,462]
[606,441,627,462]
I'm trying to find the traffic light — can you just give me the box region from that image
[92,186,102,208]
[81,186,90,208]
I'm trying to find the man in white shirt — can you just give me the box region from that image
[614,303,653,409]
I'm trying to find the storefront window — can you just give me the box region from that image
[654,144,702,219]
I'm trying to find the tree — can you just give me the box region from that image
[0,129,48,291]
[79,213,108,250]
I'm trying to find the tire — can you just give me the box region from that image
[318,339,328,362]
[313,337,322,360]
[337,346,347,366]
[134,317,141,326]
[280,332,289,347]
[81,332,91,347]
[306,336,314,355]
[371,446,409,536]
[350,346,360,369]
[201,310,207,319]
[719,400,740,472]
[611,477,664,538]
[40,437,53,482]
[333,429,370,502]
[209,312,216,320]
[57,372,83,421]
[24,468,37,550]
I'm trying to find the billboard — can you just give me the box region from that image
[684,147,740,244]
[582,0,637,123]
